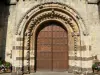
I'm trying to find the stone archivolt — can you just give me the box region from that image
[24,4,78,73]
[23,3,80,73]
[16,2,86,35]
[13,2,92,74]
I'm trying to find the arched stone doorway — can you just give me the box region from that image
[35,21,68,71]
[12,2,92,75]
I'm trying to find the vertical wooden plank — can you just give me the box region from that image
[37,25,52,71]
[52,24,68,71]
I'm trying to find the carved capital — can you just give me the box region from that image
[72,32,80,37]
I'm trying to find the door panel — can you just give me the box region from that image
[37,25,52,70]
[36,23,68,71]
[52,25,68,71]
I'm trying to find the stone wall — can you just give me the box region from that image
[5,5,16,63]
[1,0,100,74]
[87,3,100,61]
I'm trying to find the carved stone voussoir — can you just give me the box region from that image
[16,2,83,35]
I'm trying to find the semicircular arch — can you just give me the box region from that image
[16,2,87,36]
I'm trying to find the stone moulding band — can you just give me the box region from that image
[16,2,87,35]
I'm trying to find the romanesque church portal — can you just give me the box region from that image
[0,0,100,75]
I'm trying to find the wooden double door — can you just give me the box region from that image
[36,22,68,71]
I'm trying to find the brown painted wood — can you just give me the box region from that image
[36,22,68,71]
[52,25,68,71]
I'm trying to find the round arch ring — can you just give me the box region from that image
[12,2,91,74]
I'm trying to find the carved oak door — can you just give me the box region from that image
[36,22,68,71]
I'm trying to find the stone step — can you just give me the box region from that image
[24,71,74,75]
[0,72,74,75]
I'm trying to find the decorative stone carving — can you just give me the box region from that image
[72,32,80,37]
[23,3,81,73]
[16,2,87,35]
[25,9,79,74]
[25,34,30,73]
[15,2,89,74]
[37,0,67,3]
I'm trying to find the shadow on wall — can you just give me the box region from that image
[98,2,100,20]
[0,0,10,60]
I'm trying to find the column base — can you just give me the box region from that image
[30,65,35,73]
[11,71,22,75]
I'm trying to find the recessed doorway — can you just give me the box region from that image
[35,21,68,71]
